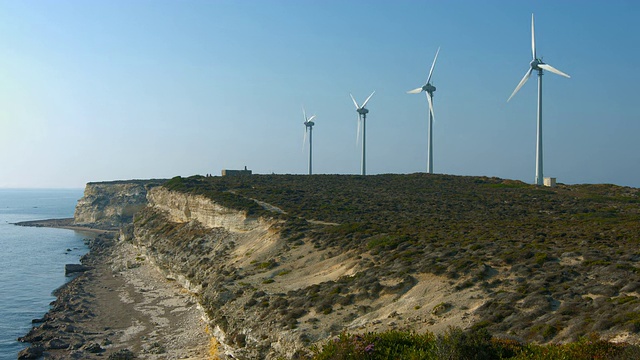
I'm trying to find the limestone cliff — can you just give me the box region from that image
[127,186,479,359]
[146,186,261,232]
[74,180,164,229]
[132,187,305,359]
[73,182,485,359]
[75,177,640,359]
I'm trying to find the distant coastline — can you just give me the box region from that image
[13,218,116,234]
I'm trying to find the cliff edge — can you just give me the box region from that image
[74,180,164,229]
[73,174,640,359]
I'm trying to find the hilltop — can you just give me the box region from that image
[159,174,640,348]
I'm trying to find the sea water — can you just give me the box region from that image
[0,189,90,359]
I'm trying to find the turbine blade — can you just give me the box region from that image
[303,127,308,151]
[361,91,375,108]
[308,115,316,122]
[426,91,435,122]
[350,93,360,109]
[507,68,533,102]
[538,63,571,78]
[427,47,440,84]
[531,13,536,60]
[407,87,423,94]
[356,115,361,145]
[302,105,307,121]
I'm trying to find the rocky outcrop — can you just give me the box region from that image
[64,264,92,276]
[74,180,164,229]
[146,187,261,232]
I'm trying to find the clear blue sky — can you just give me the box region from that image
[1,0,639,188]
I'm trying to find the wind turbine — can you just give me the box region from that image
[350,91,375,176]
[302,106,316,175]
[407,47,440,174]
[508,14,570,186]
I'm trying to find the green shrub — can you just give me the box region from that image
[311,328,640,360]
[534,252,548,265]
[312,330,435,360]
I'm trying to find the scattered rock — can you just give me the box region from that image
[18,231,210,359]
[62,324,77,332]
[146,341,166,354]
[108,348,136,359]
[81,342,103,353]
[17,345,44,359]
[65,264,92,276]
[46,338,70,350]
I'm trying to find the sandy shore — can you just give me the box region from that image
[18,229,213,359]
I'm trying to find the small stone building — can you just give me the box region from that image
[544,177,557,187]
[221,166,252,176]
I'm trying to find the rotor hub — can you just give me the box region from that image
[530,58,542,70]
[357,108,369,115]
[424,83,436,93]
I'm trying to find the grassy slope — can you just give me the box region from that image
[164,173,640,343]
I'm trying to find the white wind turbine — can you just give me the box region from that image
[407,47,440,174]
[508,14,570,185]
[350,91,375,176]
[302,106,317,175]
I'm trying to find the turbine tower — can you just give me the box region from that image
[407,47,440,174]
[350,91,375,176]
[302,106,316,175]
[508,14,570,185]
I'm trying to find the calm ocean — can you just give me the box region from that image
[0,189,90,359]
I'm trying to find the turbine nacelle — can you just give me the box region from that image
[357,108,369,115]
[350,91,375,116]
[508,14,570,103]
[423,83,436,94]
[302,106,316,127]
[530,58,543,71]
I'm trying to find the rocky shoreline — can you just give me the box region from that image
[17,229,211,359]
[13,218,117,233]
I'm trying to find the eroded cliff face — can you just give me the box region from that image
[133,187,304,359]
[75,182,484,359]
[130,187,480,360]
[146,187,261,232]
[73,178,640,358]
[74,180,163,228]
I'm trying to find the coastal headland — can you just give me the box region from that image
[14,218,112,234]
[16,174,640,359]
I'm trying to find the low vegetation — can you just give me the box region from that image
[155,174,640,354]
[311,327,640,360]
